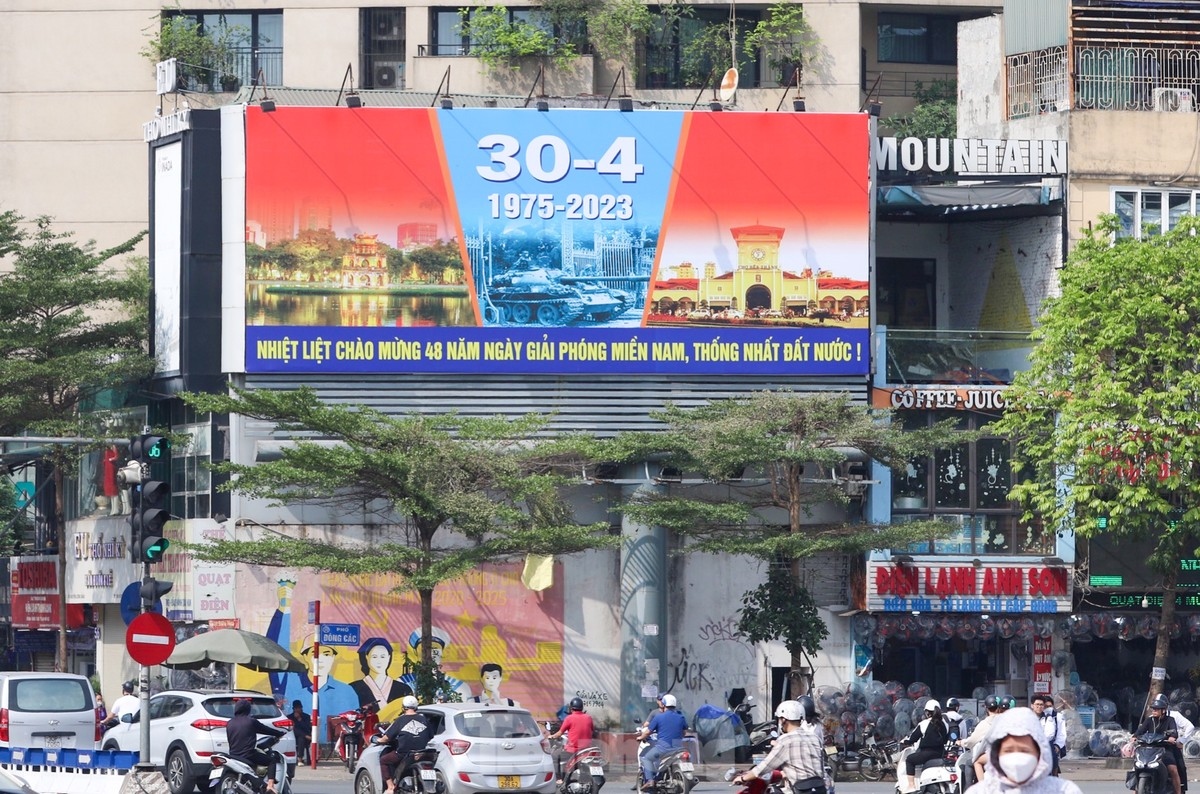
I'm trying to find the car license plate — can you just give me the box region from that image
[44,737,61,749]
[420,770,437,781]
[499,776,521,789]
[678,762,694,773]
[589,766,604,776]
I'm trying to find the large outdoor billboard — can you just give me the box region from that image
[243,107,870,376]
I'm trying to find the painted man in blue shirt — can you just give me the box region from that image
[639,693,689,789]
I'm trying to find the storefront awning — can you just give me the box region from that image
[878,183,1061,219]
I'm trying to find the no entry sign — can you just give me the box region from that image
[126,612,176,666]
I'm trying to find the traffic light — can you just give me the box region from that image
[126,433,172,564]
[140,575,173,611]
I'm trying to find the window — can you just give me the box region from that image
[643,7,760,89]
[430,7,576,57]
[1113,188,1197,238]
[170,10,283,87]
[362,8,406,89]
[877,13,957,65]
[171,421,211,520]
[891,411,1052,556]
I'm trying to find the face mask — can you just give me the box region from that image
[998,751,1039,783]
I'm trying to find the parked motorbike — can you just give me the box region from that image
[1126,732,1174,794]
[335,704,378,772]
[746,721,778,756]
[395,747,443,794]
[825,739,862,782]
[208,733,292,794]
[856,723,899,782]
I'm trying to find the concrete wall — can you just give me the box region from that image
[947,215,1062,330]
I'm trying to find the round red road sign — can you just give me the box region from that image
[126,612,176,666]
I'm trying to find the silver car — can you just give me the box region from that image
[355,703,556,794]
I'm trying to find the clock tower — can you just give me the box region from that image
[732,224,784,269]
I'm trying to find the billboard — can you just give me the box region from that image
[243,107,871,375]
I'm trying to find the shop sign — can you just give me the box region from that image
[1031,636,1052,694]
[12,557,59,629]
[866,561,1072,613]
[871,386,1006,411]
[874,137,1067,176]
[65,522,141,604]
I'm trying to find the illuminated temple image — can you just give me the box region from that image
[648,224,868,326]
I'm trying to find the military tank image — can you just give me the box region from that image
[486,265,630,325]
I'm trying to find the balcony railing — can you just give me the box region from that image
[1008,44,1200,117]
[177,46,283,93]
[882,328,1032,385]
[863,69,954,98]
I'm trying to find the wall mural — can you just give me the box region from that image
[235,562,565,742]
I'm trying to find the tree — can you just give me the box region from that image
[744,3,816,89]
[179,387,619,696]
[599,391,964,694]
[0,210,154,668]
[881,80,957,140]
[990,214,1200,703]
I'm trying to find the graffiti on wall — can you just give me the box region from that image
[236,561,565,741]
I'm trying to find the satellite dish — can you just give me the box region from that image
[719,68,739,103]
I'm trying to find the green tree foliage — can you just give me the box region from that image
[180,387,619,667]
[990,214,1200,700]
[744,3,815,87]
[881,80,957,140]
[461,7,577,70]
[599,391,964,689]
[738,562,827,659]
[0,209,154,668]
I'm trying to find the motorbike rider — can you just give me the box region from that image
[374,695,434,794]
[732,701,825,794]
[964,695,1007,784]
[899,699,948,794]
[1132,694,1183,794]
[944,698,965,740]
[638,693,688,790]
[546,697,596,785]
[796,695,824,745]
[227,698,286,794]
[964,707,1082,794]
[1030,694,1066,776]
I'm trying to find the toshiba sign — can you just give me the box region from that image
[866,561,1072,614]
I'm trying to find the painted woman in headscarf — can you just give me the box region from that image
[965,707,1083,794]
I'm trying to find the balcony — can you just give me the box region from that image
[882,328,1032,386]
[177,46,283,93]
[1008,44,1200,117]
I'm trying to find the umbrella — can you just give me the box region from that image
[165,629,307,673]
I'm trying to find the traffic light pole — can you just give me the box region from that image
[139,560,152,768]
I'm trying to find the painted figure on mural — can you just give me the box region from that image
[351,637,413,711]
[265,572,298,699]
[283,635,359,743]
[398,627,473,701]
[469,663,518,706]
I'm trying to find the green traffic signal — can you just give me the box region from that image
[139,535,170,563]
[130,434,169,462]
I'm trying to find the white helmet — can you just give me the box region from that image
[775,700,806,722]
[660,694,677,708]
[402,695,419,709]
[924,699,940,713]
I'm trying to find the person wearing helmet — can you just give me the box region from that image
[638,693,689,790]
[943,697,964,741]
[899,700,948,793]
[107,680,139,728]
[963,695,1007,787]
[733,701,825,794]
[1004,695,1018,711]
[795,694,823,742]
[547,697,595,785]
[228,698,286,794]
[1030,694,1066,776]
[374,695,433,794]
[1133,693,1183,794]
[965,707,1083,794]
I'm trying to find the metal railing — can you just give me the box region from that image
[883,328,1032,386]
[177,46,283,92]
[1008,44,1200,117]
[862,69,954,98]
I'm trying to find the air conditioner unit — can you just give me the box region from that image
[1153,88,1195,112]
[373,61,404,89]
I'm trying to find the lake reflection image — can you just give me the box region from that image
[246,283,477,327]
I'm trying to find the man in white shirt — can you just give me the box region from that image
[1031,693,1066,776]
[106,680,139,727]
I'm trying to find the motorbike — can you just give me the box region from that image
[725,766,827,794]
[638,744,697,794]
[746,721,778,757]
[894,741,963,794]
[824,738,862,782]
[554,742,607,794]
[1126,732,1174,794]
[856,723,899,782]
[208,733,292,794]
[335,704,379,772]
[395,747,444,794]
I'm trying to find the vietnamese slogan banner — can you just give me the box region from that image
[243,107,871,375]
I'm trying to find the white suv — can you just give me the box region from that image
[101,689,296,794]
